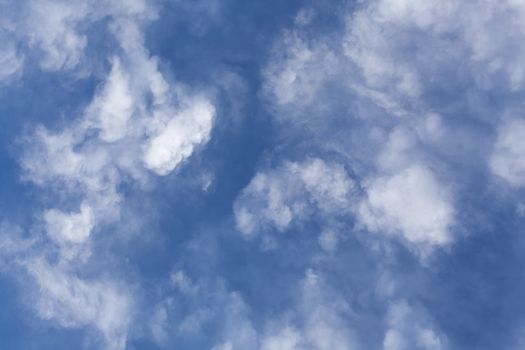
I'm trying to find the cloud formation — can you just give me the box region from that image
[1,0,216,348]
[1,0,525,349]
[358,165,454,255]
[234,158,354,237]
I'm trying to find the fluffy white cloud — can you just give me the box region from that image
[90,58,134,142]
[490,117,525,186]
[263,30,340,111]
[143,98,215,175]
[234,158,354,236]
[359,165,454,253]
[44,203,94,245]
[263,0,525,138]
[345,0,525,99]
[27,259,131,350]
[258,1,478,261]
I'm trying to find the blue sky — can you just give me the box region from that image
[1,0,525,349]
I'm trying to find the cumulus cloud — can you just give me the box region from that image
[263,30,340,112]
[257,0,499,259]
[344,0,525,100]
[235,125,455,256]
[44,203,94,245]
[358,165,454,253]
[143,98,215,176]
[234,158,354,236]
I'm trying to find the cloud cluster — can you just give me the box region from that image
[229,0,525,347]
[156,268,359,350]
[2,0,525,348]
[234,158,354,237]
[19,4,216,252]
[27,259,132,350]
[0,0,154,74]
[0,1,215,348]
[358,165,454,255]
[147,269,258,349]
[253,0,525,256]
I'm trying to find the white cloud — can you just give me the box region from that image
[234,158,354,236]
[2,0,154,73]
[212,292,259,350]
[24,0,88,71]
[345,0,525,96]
[26,259,132,350]
[358,165,454,253]
[375,129,456,255]
[90,58,134,142]
[44,203,94,245]
[9,1,217,348]
[20,3,216,244]
[299,270,356,350]
[258,269,357,350]
[143,98,215,175]
[157,270,259,349]
[263,0,525,133]
[0,225,133,350]
[490,117,525,186]
[263,30,340,113]
[0,223,133,350]
[258,1,476,261]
